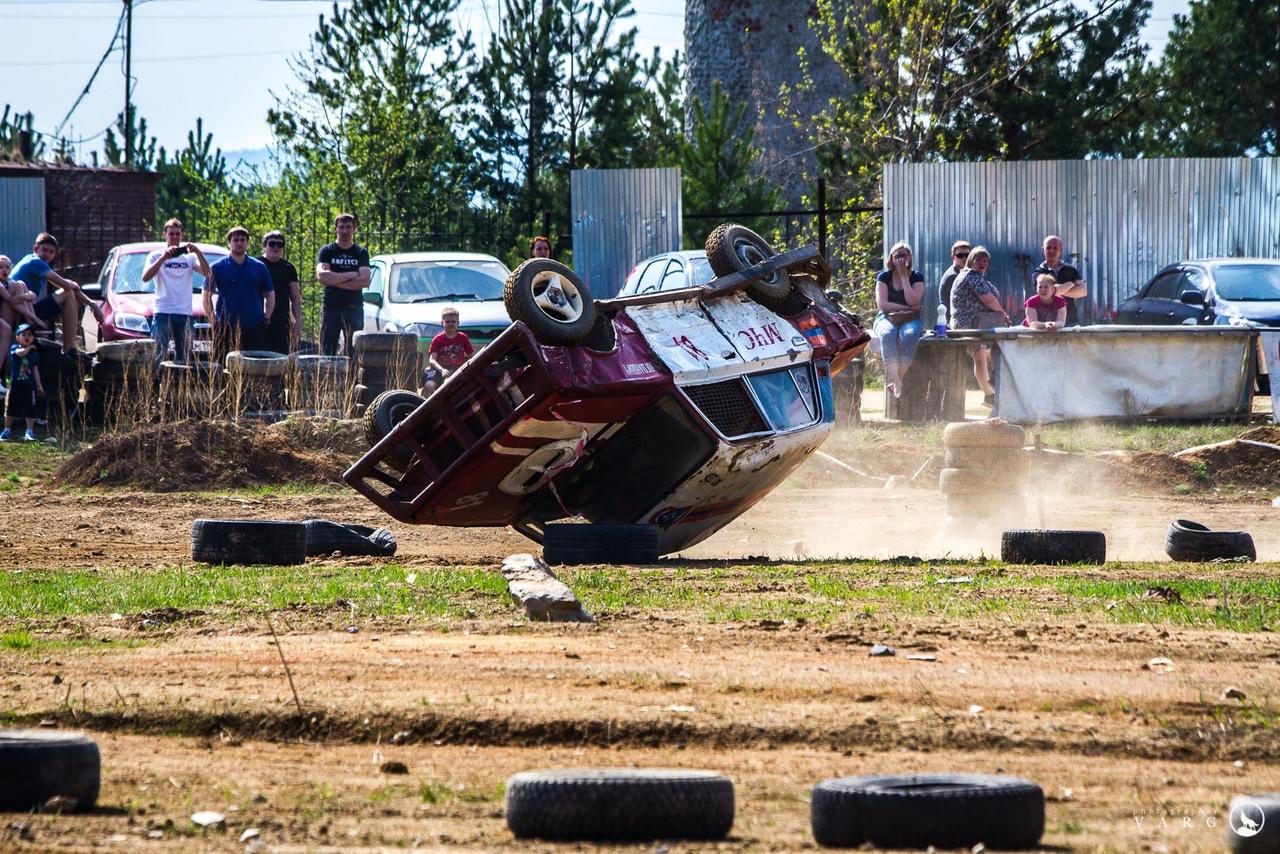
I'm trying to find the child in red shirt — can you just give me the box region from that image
[1023,273,1068,330]
[424,307,474,394]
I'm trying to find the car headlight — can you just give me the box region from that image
[405,322,444,339]
[115,312,151,333]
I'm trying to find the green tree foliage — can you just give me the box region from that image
[156,118,229,226]
[1141,0,1278,156]
[677,83,781,248]
[268,0,476,235]
[0,105,45,162]
[103,110,157,170]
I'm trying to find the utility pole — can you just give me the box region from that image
[124,0,133,168]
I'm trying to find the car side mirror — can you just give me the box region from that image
[1178,291,1205,306]
[363,290,382,306]
[81,283,102,301]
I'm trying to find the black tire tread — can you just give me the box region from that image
[302,519,397,557]
[1001,529,1106,565]
[1165,519,1256,562]
[543,524,660,565]
[191,519,307,566]
[504,260,596,345]
[704,223,792,308]
[364,389,425,471]
[0,730,101,812]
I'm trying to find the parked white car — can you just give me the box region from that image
[363,252,513,349]
[619,250,715,297]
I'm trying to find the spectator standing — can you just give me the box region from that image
[1,323,43,441]
[422,306,474,394]
[142,218,211,366]
[873,241,925,399]
[949,246,1009,405]
[9,233,104,355]
[1034,235,1087,326]
[259,230,301,355]
[938,240,971,316]
[204,226,275,365]
[530,235,552,259]
[1023,273,1068,330]
[316,213,371,356]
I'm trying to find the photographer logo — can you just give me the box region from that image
[1229,799,1265,838]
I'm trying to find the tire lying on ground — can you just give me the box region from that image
[1227,793,1280,854]
[704,222,793,310]
[1001,529,1106,565]
[943,445,1028,472]
[0,730,100,812]
[1165,519,1256,562]
[191,519,307,565]
[810,773,1044,850]
[505,769,734,841]
[302,519,396,557]
[505,259,596,345]
[942,421,1025,448]
[225,350,290,378]
[542,524,660,566]
[94,339,156,365]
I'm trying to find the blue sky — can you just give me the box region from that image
[0,0,1185,163]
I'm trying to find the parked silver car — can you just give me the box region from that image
[619,250,715,296]
[362,252,513,349]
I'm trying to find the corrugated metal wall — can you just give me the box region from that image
[571,168,681,298]
[884,158,1280,326]
[0,176,46,262]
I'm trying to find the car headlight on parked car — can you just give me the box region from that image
[115,312,151,333]
[405,322,444,339]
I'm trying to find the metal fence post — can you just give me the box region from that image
[817,176,828,262]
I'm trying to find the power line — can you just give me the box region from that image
[54,4,125,136]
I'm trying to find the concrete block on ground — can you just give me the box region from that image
[500,554,593,623]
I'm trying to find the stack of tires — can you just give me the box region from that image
[939,421,1027,530]
[157,360,217,421]
[83,340,156,426]
[224,350,289,419]
[352,332,421,415]
[289,355,350,415]
[33,340,88,431]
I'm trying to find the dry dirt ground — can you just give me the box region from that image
[2,438,1279,851]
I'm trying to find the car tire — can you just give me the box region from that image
[0,730,101,812]
[505,768,734,841]
[810,773,1044,850]
[225,350,290,378]
[1227,793,1280,854]
[191,519,307,566]
[353,331,417,354]
[1001,529,1106,565]
[939,467,1023,496]
[302,519,397,557]
[365,389,426,471]
[1165,519,1256,562]
[704,223,793,309]
[542,524,660,565]
[94,339,156,365]
[504,260,596,345]
[943,421,1026,448]
[90,360,127,384]
[944,446,1028,471]
[294,354,349,375]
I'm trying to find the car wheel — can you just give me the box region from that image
[505,768,734,841]
[1164,519,1255,562]
[542,524,660,565]
[704,223,793,309]
[0,730,101,812]
[810,773,1044,850]
[365,389,426,471]
[190,519,307,566]
[1001,529,1106,565]
[504,260,596,345]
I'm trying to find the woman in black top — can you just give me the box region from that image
[873,241,925,398]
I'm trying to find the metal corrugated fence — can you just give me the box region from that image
[571,168,681,298]
[0,176,46,262]
[884,158,1280,326]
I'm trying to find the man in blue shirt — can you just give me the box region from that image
[10,232,104,355]
[203,226,275,365]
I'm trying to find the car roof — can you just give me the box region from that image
[371,251,506,265]
[1176,258,1280,267]
[109,241,227,254]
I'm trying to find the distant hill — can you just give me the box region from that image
[222,146,285,184]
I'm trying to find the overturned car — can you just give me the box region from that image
[343,225,869,560]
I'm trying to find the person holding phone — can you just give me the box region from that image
[143,218,211,366]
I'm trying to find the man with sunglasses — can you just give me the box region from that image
[939,240,972,317]
[259,231,300,354]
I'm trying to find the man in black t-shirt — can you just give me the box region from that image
[259,230,301,354]
[938,239,971,317]
[1034,234,1087,327]
[315,213,371,356]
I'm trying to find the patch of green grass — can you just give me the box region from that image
[1,631,33,649]
[1036,421,1244,454]
[0,441,67,488]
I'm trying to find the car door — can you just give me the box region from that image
[1170,267,1210,325]
[1125,270,1182,325]
[363,261,386,331]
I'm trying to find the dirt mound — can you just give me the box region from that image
[56,419,366,491]
[1113,425,1280,494]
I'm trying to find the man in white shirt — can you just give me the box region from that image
[142,218,211,366]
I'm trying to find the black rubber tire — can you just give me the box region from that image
[504,259,596,345]
[364,389,426,470]
[1165,519,1256,562]
[704,223,792,309]
[944,446,1028,471]
[94,339,156,364]
[225,350,290,378]
[1001,529,1106,565]
[302,519,397,557]
[506,768,734,841]
[811,773,1044,850]
[90,360,126,383]
[0,730,101,812]
[294,354,349,375]
[1228,793,1280,853]
[191,519,307,566]
[353,331,417,353]
[939,467,1024,496]
[542,524,660,565]
[358,365,390,387]
[943,421,1026,448]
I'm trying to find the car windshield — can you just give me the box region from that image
[389,260,508,303]
[113,250,226,294]
[689,256,715,286]
[1213,264,1280,301]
